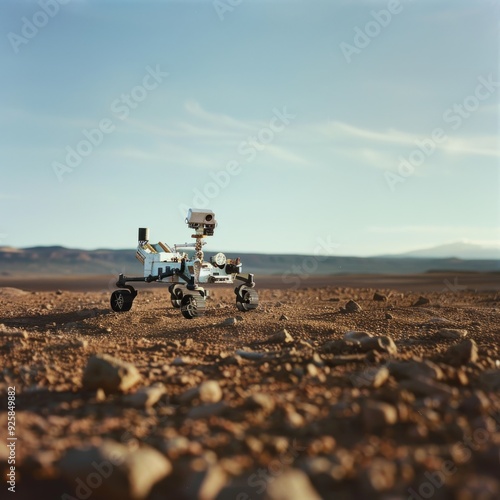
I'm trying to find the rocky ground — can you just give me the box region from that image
[1,280,500,499]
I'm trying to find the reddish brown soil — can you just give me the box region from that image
[0,274,499,499]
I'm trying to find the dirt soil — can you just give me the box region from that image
[0,274,500,499]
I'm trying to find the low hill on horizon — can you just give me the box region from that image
[390,241,500,260]
[0,245,498,277]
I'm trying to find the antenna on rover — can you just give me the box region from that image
[138,228,150,246]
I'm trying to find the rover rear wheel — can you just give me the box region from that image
[110,290,134,312]
[180,294,206,319]
[236,287,259,312]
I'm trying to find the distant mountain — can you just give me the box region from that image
[394,242,500,260]
[0,245,498,277]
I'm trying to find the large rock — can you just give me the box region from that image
[344,300,362,313]
[438,329,468,340]
[265,468,321,500]
[82,354,141,394]
[399,377,457,398]
[444,339,478,366]
[59,441,171,500]
[387,360,443,381]
[359,336,398,356]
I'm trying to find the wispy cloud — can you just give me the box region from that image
[184,100,256,132]
[316,119,500,168]
[321,121,416,146]
[368,225,500,236]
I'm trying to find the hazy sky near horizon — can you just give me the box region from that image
[1,0,499,256]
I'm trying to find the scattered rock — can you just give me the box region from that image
[285,408,305,428]
[265,329,294,345]
[222,317,238,326]
[321,339,358,354]
[187,401,227,419]
[373,293,388,302]
[302,452,354,484]
[362,401,398,431]
[235,350,268,361]
[279,314,289,321]
[59,441,171,500]
[123,383,166,409]
[479,370,500,391]
[351,366,389,388]
[183,464,228,500]
[344,331,372,341]
[199,380,223,404]
[360,458,397,493]
[24,449,58,475]
[412,296,430,307]
[344,300,362,313]
[428,317,451,324]
[82,354,141,394]
[387,360,443,381]
[0,287,27,297]
[359,336,398,356]
[399,377,457,398]
[299,339,315,350]
[178,386,200,405]
[245,393,275,413]
[459,391,490,415]
[265,468,321,500]
[444,339,478,366]
[438,329,468,340]
[454,475,500,499]
[385,313,394,320]
[173,356,189,366]
[0,328,28,339]
[161,436,191,457]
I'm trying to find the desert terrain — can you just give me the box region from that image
[1,273,500,499]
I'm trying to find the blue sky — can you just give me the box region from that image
[0,0,499,256]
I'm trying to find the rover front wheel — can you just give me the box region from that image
[110,290,134,312]
[170,285,183,308]
[236,287,259,312]
[180,294,206,319]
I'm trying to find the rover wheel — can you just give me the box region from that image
[110,290,134,312]
[236,287,259,312]
[170,285,184,309]
[180,294,206,319]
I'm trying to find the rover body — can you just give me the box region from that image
[110,209,258,319]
